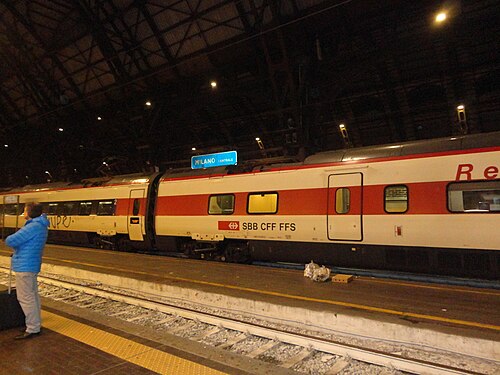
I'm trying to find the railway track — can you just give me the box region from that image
[1,270,495,375]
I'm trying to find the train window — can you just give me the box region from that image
[97,200,116,216]
[335,188,350,214]
[385,185,408,213]
[61,202,78,216]
[133,199,140,216]
[248,192,278,214]
[46,203,59,215]
[208,194,234,215]
[2,204,23,215]
[448,181,500,213]
[79,201,93,216]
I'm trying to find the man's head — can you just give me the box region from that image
[24,202,43,220]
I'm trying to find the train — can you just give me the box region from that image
[1,131,499,279]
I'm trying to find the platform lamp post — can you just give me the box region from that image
[456,105,468,134]
[45,170,53,182]
[339,124,352,148]
[255,137,264,150]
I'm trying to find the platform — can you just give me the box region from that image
[1,242,499,365]
[0,295,294,375]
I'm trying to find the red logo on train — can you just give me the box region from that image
[218,221,240,230]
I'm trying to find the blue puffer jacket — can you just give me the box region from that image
[6,214,50,273]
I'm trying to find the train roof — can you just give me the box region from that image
[0,173,157,195]
[303,130,500,165]
[1,131,498,194]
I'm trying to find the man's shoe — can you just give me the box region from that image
[14,331,41,340]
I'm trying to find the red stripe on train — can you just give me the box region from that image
[155,181,452,216]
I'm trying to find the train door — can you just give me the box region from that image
[327,173,363,241]
[128,189,145,241]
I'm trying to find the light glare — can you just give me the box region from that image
[435,12,447,23]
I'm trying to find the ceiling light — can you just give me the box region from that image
[145,101,152,106]
[338,123,351,147]
[191,147,196,151]
[97,116,102,121]
[457,104,464,110]
[58,128,64,132]
[435,12,447,23]
[210,80,217,88]
[255,137,264,150]
[4,144,7,148]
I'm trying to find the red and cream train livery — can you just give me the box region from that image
[1,132,499,278]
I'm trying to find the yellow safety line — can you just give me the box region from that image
[2,247,498,296]
[29,247,500,296]
[39,255,500,332]
[41,310,227,375]
[46,247,500,294]
[357,278,500,296]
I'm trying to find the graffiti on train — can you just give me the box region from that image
[49,215,72,229]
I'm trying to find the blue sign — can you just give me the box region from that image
[191,151,238,169]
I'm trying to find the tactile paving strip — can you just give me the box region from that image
[41,310,227,375]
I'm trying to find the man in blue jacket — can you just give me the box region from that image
[6,202,49,339]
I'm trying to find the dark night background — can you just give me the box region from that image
[0,0,499,187]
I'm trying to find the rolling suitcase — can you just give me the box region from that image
[0,260,25,330]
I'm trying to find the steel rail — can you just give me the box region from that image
[30,272,480,375]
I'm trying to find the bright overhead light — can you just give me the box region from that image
[4,144,7,148]
[58,128,64,132]
[339,123,345,130]
[210,80,217,88]
[457,104,465,110]
[435,12,447,23]
[191,147,196,151]
[97,116,102,121]
[255,137,264,150]
[145,101,152,106]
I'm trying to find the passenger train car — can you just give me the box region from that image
[1,132,499,278]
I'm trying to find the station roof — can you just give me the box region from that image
[0,0,499,186]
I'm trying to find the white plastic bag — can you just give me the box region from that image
[312,266,331,282]
[304,260,319,278]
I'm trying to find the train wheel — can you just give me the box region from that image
[117,236,131,252]
[224,242,251,263]
[182,241,198,259]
